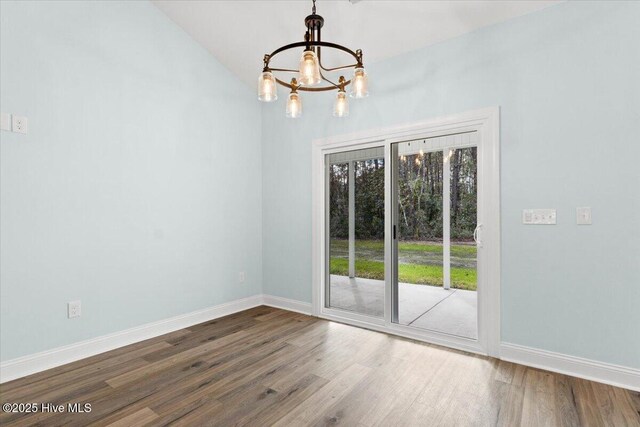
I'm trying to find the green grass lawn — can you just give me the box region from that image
[397,241,476,257]
[330,258,477,291]
[331,239,476,258]
[329,239,477,291]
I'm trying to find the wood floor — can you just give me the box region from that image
[1,307,638,426]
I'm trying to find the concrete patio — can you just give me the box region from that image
[329,275,477,339]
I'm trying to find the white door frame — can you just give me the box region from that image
[311,107,501,357]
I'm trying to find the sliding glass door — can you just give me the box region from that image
[316,109,499,356]
[326,147,385,318]
[391,133,478,339]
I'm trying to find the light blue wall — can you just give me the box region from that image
[2,0,638,371]
[262,1,640,369]
[0,1,262,361]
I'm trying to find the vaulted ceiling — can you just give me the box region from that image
[153,1,560,88]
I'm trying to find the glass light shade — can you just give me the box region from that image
[286,92,302,118]
[257,71,278,102]
[333,90,349,117]
[298,50,321,86]
[349,67,369,98]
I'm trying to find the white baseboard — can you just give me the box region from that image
[500,343,640,392]
[261,294,313,315]
[0,294,264,384]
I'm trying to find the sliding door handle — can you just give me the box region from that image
[473,223,484,247]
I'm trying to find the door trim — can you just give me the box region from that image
[311,107,501,357]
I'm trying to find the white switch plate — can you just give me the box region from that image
[0,113,10,131]
[12,115,27,134]
[239,272,246,283]
[576,207,592,225]
[68,300,81,318]
[523,209,556,225]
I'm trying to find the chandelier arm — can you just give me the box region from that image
[320,76,340,89]
[269,67,299,73]
[320,63,359,72]
[275,77,351,92]
[319,69,340,89]
[316,25,322,67]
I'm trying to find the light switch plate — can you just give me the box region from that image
[523,209,556,225]
[576,207,592,225]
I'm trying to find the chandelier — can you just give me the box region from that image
[257,0,369,118]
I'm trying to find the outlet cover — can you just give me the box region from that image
[68,300,81,318]
[12,115,27,134]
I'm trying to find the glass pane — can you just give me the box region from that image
[394,141,478,339]
[396,150,445,325]
[450,147,477,290]
[447,147,478,338]
[328,151,385,318]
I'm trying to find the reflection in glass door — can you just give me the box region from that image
[326,147,385,318]
[392,134,478,339]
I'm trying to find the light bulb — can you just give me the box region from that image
[349,67,369,98]
[257,71,278,102]
[333,90,349,117]
[298,50,321,86]
[286,92,302,118]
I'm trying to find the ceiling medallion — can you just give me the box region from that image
[257,0,369,118]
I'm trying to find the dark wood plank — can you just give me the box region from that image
[554,374,581,427]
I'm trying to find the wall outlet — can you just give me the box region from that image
[523,209,556,225]
[576,207,592,225]
[238,272,245,283]
[12,115,27,134]
[68,300,81,318]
